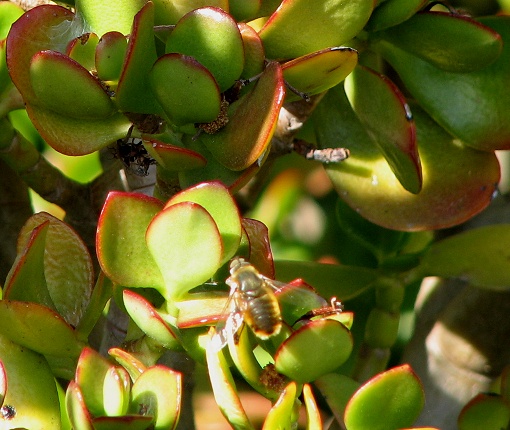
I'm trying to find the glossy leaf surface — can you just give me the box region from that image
[67,32,99,71]
[151,0,228,25]
[458,393,510,430]
[122,290,179,349]
[116,2,162,114]
[238,23,265,79]
[66,380,95,430]
[282,47,358,102]
[315,87,499,231]
[366,0,428,32]
[0,300,82,358]
[419,224,510,290]
[165,7,244,92]
[344,364,424,430]
[143,138,207,171]
[6,5,76,102]
[345,65,421,193]
[259,0,374,59]
[275,319,352,383]
[146,202,223,299]
[262,382,297,429]
[164,181,242,265]
[201,61,285,171]
[95,31,128,81]
[75,0,146,36]
[375,12,503,72]
[130,365,182,430]
[75,347,113,417]
[97,192,165,290]
[0,334,61,429]
[25,103,131,155]
[149,53,221,126]
[373,16,510,151]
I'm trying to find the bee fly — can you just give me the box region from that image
[211,257,282,350]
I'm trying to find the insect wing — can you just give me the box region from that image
[209,288,244,352]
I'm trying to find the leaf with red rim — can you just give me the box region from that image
[108,348,147,382]
[4,221,55,310]
[282,47,358,102]
[201,61,285,171]
[93,415,154,430]
[366,0,430,32]
[373,16,510,151]
[130,365,182,429]
[116,2,162,114]
[149,53,221,126]
[95,31,128,81]
[75,346,113,417]
[67,32,99,71]
[146,202,223,300]
[66,380,95,430]
[458,393,510,430]
[164,181,242,265]
[274,319,353,383]
[25,103,131,155]
[345,65,421,194]
[0,300,83,357]
[263,382,297,428]
[238,22,265,79]
[315,86,500,231]
[16,212,93,327]
[259,0,373,60]
[97,192,165,290]
[122,289,180,349]
[6,5,76,102]
[165,7,244,93]
[375,11,503,73]
[344,364,425,430]
[143,138,207,171]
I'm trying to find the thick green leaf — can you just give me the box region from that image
[4,222,55,311]
[130,365,182,430]
[344,364,424,430]
[206,334,255,430]
[75,346,113,417]
[259,0,374,60]
[275,319,352,383]
[143,138,207,171]
[95,31,128,81]
[92,415,154,430]
[0,300,83,358]
[303,383,322,429]
[108,348,147,382]
[103,366,130,417]
[274,260,379,300]
[149,53,221,126]
[97,192,165,290]
[262,382,297,429]
[315,373,359,424]
[419,224,510,290]
[146,202,223,300]
[282,47,358,102]
[238,23,265,79]
[122,290,180,349]
[67,32,99,71]
[151,0,228,25]
[165,7,244,92]
[315,87,499,230]
[0,2,24,39]
[345,65,421,194]
[372,16,510,151]
[25,103,131,155]
[66,380,95,430]
[164,181,242,265]
[375,12,503,72]
[201,61,285,171]
[16,212,93,327]
[75,0,146,36]
[366,0,428,32]
[6,5,78,102]
[458,393,510,430]
[0,333,61,429]
[116,2,162,114]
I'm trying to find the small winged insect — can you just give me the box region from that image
[211,257,334,351]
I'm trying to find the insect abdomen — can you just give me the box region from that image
[244,291,281,339]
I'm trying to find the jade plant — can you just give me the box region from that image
[1,0,510,429]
